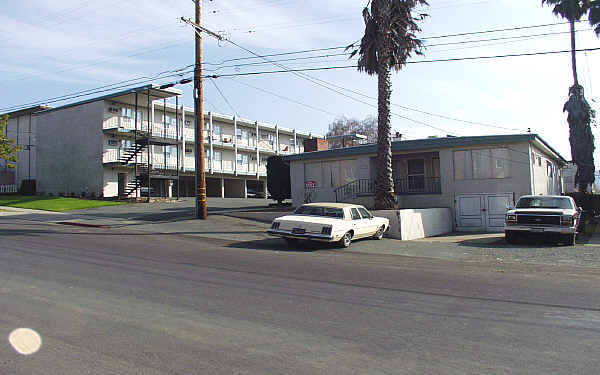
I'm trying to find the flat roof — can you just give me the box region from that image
[34,84,182,115]
[283,134,568,164]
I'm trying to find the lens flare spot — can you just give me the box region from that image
[8,328,42,355]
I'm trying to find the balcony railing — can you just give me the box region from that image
[394,177,441,195]
[334,179,374,202]
[0,184,18,194]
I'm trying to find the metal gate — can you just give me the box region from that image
[455,193,514,232]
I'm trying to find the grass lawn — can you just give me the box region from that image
[0,195,127,212]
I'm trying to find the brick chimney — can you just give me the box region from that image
[303,138,329,152]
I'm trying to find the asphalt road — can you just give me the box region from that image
[2,220,600,374]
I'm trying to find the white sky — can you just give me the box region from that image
[1,0,599,162]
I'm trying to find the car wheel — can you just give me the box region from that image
[285,238,298,245]
[373,226,385,240]
[339,232,352,248]
[505,231,517,244]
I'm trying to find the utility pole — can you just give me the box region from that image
[181,11,223,220]
[194,0,207,220]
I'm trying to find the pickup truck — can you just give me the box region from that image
[505,195,581,245]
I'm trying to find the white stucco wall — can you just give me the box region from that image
[35,101,105,196]
[373,208,452,240]
[103,169,119,198]
[530,144,562,195]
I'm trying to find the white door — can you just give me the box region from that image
[456,193,514,232]
[485,194,513,231]
[456,195,485,231]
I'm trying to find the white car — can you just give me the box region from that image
[505,195,581,245]
[267,203,389,248]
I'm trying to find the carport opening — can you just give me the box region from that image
[246,180,265,199]
[206,177,221,197]
[224,179,246,198]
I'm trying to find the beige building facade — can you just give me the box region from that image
[285,134,568,232]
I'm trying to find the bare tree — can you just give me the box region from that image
[326,116,378,148]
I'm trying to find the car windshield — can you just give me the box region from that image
[516,197,574,209]
[293,205,345,218]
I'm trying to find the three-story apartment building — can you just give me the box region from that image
[2,84,316,199]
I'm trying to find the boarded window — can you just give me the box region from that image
[492,148,510,178]
[454,151,472,180]
[472,149,492,179]
[455,149,509,180]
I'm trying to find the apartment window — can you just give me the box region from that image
[121,107,132,118]
[290,138,296,147]
[107,139,119,146]
[108,107,120,114]
[547,161,553,177]
[537,156,542,167]
[214,151,221,163]
[206,149,211,159]
[260,156,268,164]
[185,147,193,154]
[407,159,425,191]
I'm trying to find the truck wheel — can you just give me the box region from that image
[505,231,517,244]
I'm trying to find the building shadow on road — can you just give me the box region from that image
[457,234,589,249]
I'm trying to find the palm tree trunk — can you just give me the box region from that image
[374,60,396,210]
[570,20,579,86]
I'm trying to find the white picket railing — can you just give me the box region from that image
[0,184,18,194]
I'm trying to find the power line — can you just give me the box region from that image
[200,22,584,69]
[422,21,579,40]
[224,77,339,117]
[296,75,523,132]
[0,69,194,113]
[202,47,600,79]
[209,78,237,115]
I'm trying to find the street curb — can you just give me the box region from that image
[56,221,110,229]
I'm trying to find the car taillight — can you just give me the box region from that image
[321,226,332,235]
[271,222,280,230]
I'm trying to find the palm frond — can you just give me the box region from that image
[590,0,600,35]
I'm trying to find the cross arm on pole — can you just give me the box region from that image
[180,17,224,41]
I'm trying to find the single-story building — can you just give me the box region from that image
[283,134,568,232]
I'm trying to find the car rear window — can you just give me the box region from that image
[294,206,344,218]
[516,197,574,209]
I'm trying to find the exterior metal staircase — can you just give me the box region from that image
[118,143,147,165]
[123,168,149,197]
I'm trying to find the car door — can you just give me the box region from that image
[357,207,378,236]
[349,207,367,238]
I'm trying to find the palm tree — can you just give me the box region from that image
[349,0,428,210]
[542,0,600,191]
